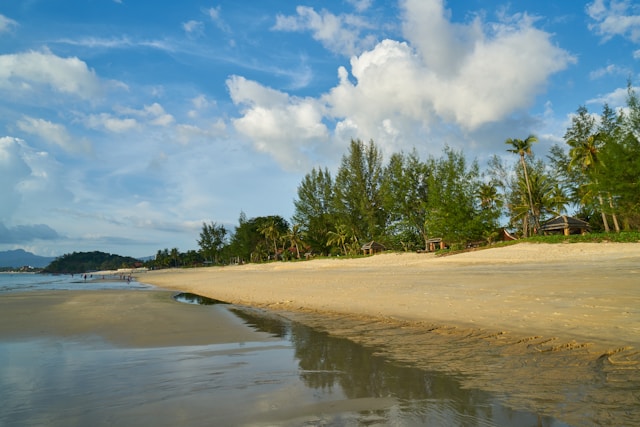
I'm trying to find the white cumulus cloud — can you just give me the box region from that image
[228,75,329,170]
[114,103,174,127]
[0,49,103,99]
[17,117,91,153]
[273,6,375,56]
[84,113,139,133]
[587,0,640,43]
[230,0,575,168]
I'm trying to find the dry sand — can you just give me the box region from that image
[139,242,640,349]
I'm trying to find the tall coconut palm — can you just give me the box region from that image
[505,135,539,235]
[567,131,621,232]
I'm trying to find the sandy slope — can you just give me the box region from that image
[139,242,640,348]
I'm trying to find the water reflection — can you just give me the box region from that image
[173,292,227,305]
[230,307,565,426]
[0,294,570,426]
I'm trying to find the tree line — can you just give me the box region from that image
[43,251,141,274]
[148,83,640,267]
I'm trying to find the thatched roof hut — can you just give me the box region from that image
[540,215,590,236]
[361,241,385,255]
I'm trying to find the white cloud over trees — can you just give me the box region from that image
[232,0,575,169]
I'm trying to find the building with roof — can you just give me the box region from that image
[540,215,590,236]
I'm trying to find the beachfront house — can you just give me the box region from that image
[540,215,590,236]
[361,241,385,255]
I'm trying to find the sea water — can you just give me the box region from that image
[0,272,153,293]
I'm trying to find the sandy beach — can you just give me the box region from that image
[138,242,640,350]
[133,242,640,425]
[2,242,639,425]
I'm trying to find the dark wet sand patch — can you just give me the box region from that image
[278,308,640,426]
[0,290,278,347]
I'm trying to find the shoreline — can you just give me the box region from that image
[133,242,640,425]
[0,290,278,347]
[136,242,640,351]
[3,243,639,425]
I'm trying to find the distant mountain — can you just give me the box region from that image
[0,249,55,268]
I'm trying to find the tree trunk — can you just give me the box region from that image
[597,194,610,232]
[520,154,539,235]
[608,194,620,232]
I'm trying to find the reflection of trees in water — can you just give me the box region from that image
[230,308,291,339]
[173,292,225,305]
[288,322,488,415]
[230,307,502,422]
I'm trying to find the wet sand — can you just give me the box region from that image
[0,292,559,426]
[135,242,640,425]
[0,290,277,347]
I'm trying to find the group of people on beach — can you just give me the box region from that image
[72,273,131,283]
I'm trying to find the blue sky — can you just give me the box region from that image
[1,0,638,258]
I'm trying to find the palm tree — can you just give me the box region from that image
[567,132,619,232]
[327,224,349,256]
[506,135,539,235]
[548,184,568,216]
[258,219,280,260]
[286,224,304,259]
[478,181,501,210]
[170,248,180,268]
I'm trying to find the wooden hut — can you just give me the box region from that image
[425,237,445,252]
[540,215,590,236]
[361,241,385,255]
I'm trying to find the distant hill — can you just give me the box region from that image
[0,249,55,268]
[42,251,142,274]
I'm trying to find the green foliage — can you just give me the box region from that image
[292,167,334,255]
[148,81,640,266]
[43,251,141,274]
[559,84,640,232]
[598,131,640,228]
[505,134,540,235]
[227,213,289,262]
[524,232,640,244]
[381,150,429,250]
[197,222,228,264]
[333,139,387,246]
[423,147,487,245]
